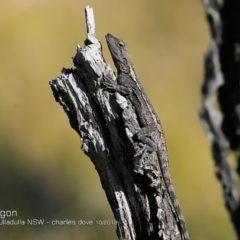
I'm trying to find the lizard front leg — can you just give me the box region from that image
[103,77,132,95]
[103,71,135,94]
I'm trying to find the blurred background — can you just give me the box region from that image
[0,0,237,239]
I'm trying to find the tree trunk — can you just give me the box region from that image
[200,0,240,238]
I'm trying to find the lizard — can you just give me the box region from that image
[103,33,190,240]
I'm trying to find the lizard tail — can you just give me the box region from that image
[156,151,190,240]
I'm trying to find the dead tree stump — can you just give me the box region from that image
[50,6,189,240]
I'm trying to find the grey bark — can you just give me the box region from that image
[50,6,187,240]
[200,0,240,237]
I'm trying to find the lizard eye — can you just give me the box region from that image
[118,41,125,47]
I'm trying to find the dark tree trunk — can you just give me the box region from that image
[200,0,240,238]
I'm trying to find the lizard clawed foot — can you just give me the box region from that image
[134,133,158,153]
[102,79,132,95]
[102,80,117,91]
[133,150,145,171]
[133,145,148,169]
[133,145,146,159]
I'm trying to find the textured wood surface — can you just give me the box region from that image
[50,6,188,240]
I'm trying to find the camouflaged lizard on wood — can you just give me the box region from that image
[103,33,190,240]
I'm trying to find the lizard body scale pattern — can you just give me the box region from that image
[104,33,190,240]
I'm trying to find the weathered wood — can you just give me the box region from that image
[200,0,240,237]
[50,6,187,240]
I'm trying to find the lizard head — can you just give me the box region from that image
[105,33,131,73]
